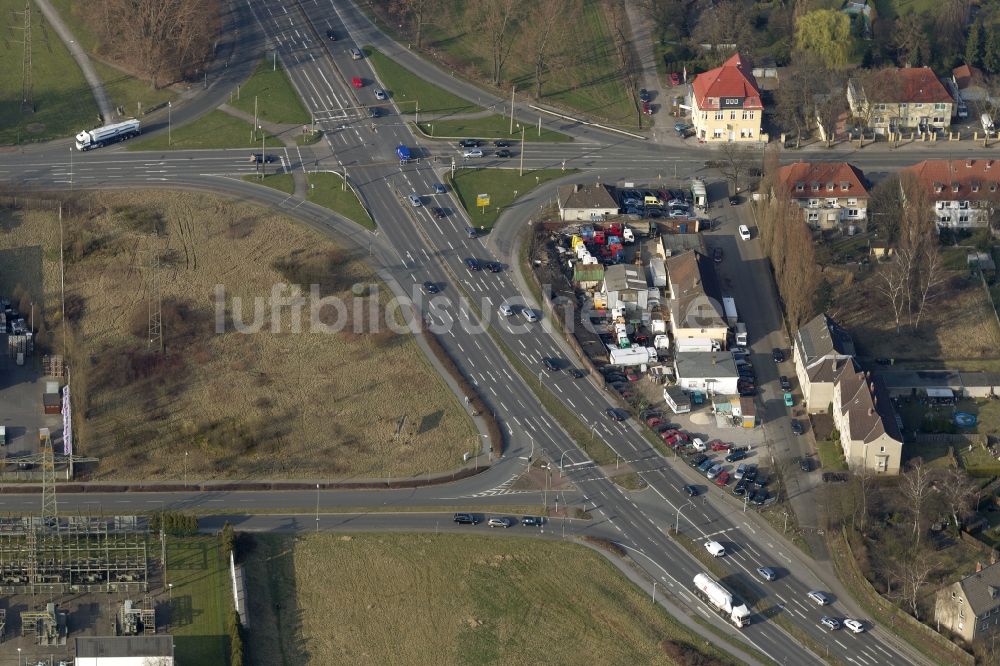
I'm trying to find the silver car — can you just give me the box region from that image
[407,193,422,207]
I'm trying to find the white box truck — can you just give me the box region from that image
[735,322,748,347]
[609,347,652,366]
[75,119,141,151]
[694,573,750,627]
[982,113,995,133]
[691,179,707,209]
[722,297,738,326]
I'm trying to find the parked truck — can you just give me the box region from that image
[722,297,738,327]
[734,322,748,347]
[691,179,707,209]
[675,337,721,353]
[693,573,751,628]
[609,347,651,366]
[74,119,141,151]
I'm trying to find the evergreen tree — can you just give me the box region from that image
[966,19,984,69]
[985,29,1000,74]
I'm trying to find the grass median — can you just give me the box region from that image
[305,171,375,230]
[229,59,311,125]
[365,47,480,115]
[242,172,294,195]
[130,110,284,150]
[449,167,572,231]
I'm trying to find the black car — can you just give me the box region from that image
[493,140,510,147]
[799,456,813,472]
[689,453,709,468]
[729,195,742,206]
[458,139,481,148]
[791,419,804,436]
[744,465,759,482]
[250,153,276,163]
[713,247,723,263]
[521,516,544,526]
[422,281,439,294]
[684,484,699,497]
[543,358,561,372]
[725,449,748,463]
[453,513,478,524]
[465,257,481,271]
[737,366,755,379]
[605,407,627,422]
[326,29,337,40]
[605,373,627,384]
[733,480,748,496]
[487,262,503,273]
[569,369,585,379]
[495,149,512,158]
[433,207,446,219]
[779,375,792,390]
[639,88,651,102]
[772,347,785,363]
[369,107,382,118]
[751,490,769,506]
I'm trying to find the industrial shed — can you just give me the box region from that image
[75,635,174,666]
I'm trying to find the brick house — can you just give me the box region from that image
[774,162,869,230]
[899,159,1000,230]
[847,67,953,133]
[689,53,764,142]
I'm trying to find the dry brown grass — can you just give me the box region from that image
[0,191,473,480]
[243,533,739,666]
[826,265,1000,363]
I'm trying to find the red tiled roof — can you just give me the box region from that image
[900,159,1000,202]
[776,162,868,200]
[952,64,982,90]
[691,53,762,111]
[888,67,952,104]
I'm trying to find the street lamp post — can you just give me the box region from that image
[183,451,189,485]
[675,500,694,533]
[168,101,172,146]
[652,581,657,603]
[315,484,320,532]
[559,450,569,472]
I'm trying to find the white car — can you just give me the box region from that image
[705,540,726,557]
[374,88,387,100]
[522,309,539,322]
[498,303,514,317]
[843,618,866,634]
[807,590,831,606]
[407,193,422,207]
[463,148,483,158]
[691,437,706,452]
[738,224,751,241]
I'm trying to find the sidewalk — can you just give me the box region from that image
[34,0,114,122]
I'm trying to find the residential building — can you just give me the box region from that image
[557,183,619,221]
[831,362,903,474]
[665,250,728,346]
[793,313,856,412]
[689,53,764,142]
[935,561,1000,643]
[899,159,1000,230]
[674,352,740,396]
[847,67,953,133]
[75,635,175,666]
[774,162,869,230]
[600,264,649,312]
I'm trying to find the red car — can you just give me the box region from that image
[670,72,681,86]
[715,471,730,486]
[642,100,652,115]
[646,416,662,428]
[709,440,730,452]
[352,77,363,88]
[660,428,679,441]
[625,368,640,382]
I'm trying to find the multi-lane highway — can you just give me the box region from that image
[0,0,968,662]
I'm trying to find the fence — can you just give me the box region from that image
[230,550,248,628]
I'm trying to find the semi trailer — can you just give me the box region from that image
[693,573,750,627]
[75,119,140,151]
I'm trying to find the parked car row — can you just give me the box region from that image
[454,513,545,527]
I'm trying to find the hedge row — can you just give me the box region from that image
[149,511,198,536]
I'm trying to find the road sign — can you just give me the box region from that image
[476,193,490,207]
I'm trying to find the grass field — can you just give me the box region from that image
[130,110,284,150]
[816,439,849,471]
[416,118,572,143]
[243,533,741,666]
[449,168,572,230]
[0,190,473,480]
[0,0,98,145]
[243,172,295,195]
[306,172,375,230]
[366,48,481,115]
[167,537,230,666]
[230,59,311,125]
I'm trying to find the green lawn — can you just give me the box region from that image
[306,172,374,230]
[130,110,284,150]
[167,537,230,666]
[230,59,311,125]
[92,60,177,118]
[243,172,295,195]
[449,168,573,231]
[416,117,572,142]
[365,48,481,115]
[0,0,98,145]
[816,439,848,471]
[941,247,970,271]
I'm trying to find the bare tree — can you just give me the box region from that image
[716,143,758,197]
[935,0,972,59]
[898,172,940,328]
[476,0,523,87]
[523,0,573,99]
[815,70,849,146]
[689,0,757,65]
[390,0,440,49]
[939,467,979,529]
[910,246,944,329]
[899,458,935,545]
[895,548,937,618]
[852,466,879,534]
[876,257,908,333]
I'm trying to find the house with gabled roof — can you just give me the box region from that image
[689,53,764,142]
[935,561,1000,643]
[793,314,856,413]
[832,362,903,474]
[899,159,1000,230]
[557,183,619,222]
[846,66,953,133]
[774,162,869,231]
[665,251,728,346]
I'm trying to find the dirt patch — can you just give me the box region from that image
[827,265,1000,363]
[0,191,473,480]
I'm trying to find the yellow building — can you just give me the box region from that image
[690,53,764,142]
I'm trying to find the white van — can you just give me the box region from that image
[705,540,726,557]
[692,437,707,452]
[982,113,995,133]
